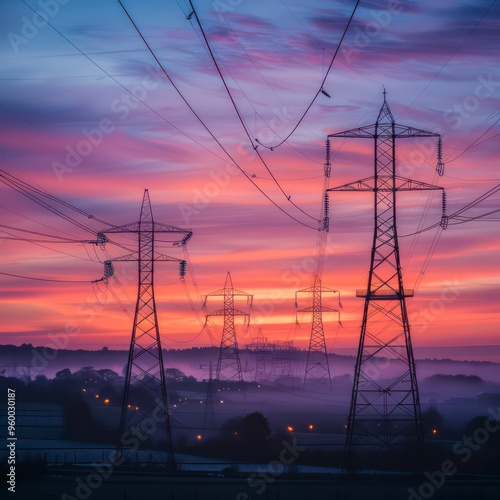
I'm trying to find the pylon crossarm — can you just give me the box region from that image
[207,309,249,318]
[328,176,443,194]
[329,121,439,142]
[297,306,339,314]
[106,252,182,262]
[204,290,252,299]
[152,222,192,235]
[328,176,375,192]
[103,221,190,234]
[295,284,340,294]
[328,124,378,138]
[394,177,443,191]
[108,252,137,262]
[203,289,226,297]
[230,290,254,299]
[101,222,142,233]
[154,254,182,262]
[392,125,440,138]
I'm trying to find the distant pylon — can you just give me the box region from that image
[327,92,446,450]
[98,189,192,468]
[203,360,215,436]
[272,341,299,379]
[203,272,252,383]
[296,275,341,390]
[254,328,268,382]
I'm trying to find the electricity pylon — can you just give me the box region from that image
[245,327,271,382]
[203,272,252,383]
[296,274,341,390]
[202,360,215,436]
[98,189,192,468]
[327,92,446,450]
[253,328,269,382]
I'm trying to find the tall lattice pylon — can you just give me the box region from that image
[203,361,215,437]
[253,328,269,382]
[99,189,192,468]
[245,328,271,382]
[327,92,446,450]
[296,274,341,390]
[203,272,252,383]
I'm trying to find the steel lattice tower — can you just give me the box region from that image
[203,272,252,383]
[327,93,445,450]
[100,190,192,468]
[245,328,272,382]
[203,360,215,437]
[254,328,269,382]
[296,275,340,390]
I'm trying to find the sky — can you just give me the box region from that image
[0,0,499,356]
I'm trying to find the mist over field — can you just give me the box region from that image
[2,343,499,438]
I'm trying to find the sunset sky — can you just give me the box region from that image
[0,0,498,354]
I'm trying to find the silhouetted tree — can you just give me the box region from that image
[55,368,72,378]
[221,411,271,458]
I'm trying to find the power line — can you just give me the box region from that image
[0,200,93,245]
[401,182,500,237]
[0,166,102,234]
[0,223,84,242]
[187,0,317,222]
[445,115,500,164]
[0,163,141,263]
[451,182,500,218]
[115,0,318,231]
[208,4,326,155]
[397,0,498,118]
[444,107,500,158]
[258,0,361,150]
[0,271,91,283]
[18,0,237,173]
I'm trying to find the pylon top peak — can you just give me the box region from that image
[225,271,233,288]
[139,189,153,224]
[377,89,394,126]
